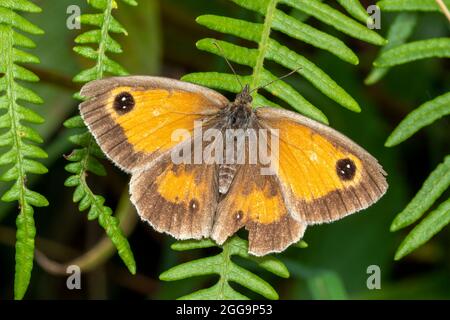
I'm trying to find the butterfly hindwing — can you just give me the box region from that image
[256,107,388,225]
[130,155,219,240]
[211,161,306,256]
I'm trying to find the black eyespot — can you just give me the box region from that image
[336,158,356,181]
[113,92,135,114]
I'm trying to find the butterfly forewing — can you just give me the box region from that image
[79,76,229,172]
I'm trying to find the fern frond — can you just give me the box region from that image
[365,13,418,84]
[370,2,450,260]
[385,92,450,147]
[64,0,136,274]
[0,0,47,300]
[378,0,450,12]
[373,38,450,67]
[183,0,386,125]
[160,236,290,300]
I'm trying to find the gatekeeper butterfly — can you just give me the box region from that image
[79,76,387,256]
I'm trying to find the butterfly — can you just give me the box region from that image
[79,76,388,256]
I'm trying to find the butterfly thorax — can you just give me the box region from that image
[222,85,253,129]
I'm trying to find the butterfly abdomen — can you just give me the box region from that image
[218,163,237,194]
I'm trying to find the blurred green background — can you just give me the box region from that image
[0,0,449,299]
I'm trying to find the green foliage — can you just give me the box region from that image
[394,198,450,260]
[161,0,385,300]
[182,0,386,125]
[336,0,372,23]
[64,0,136,274]
[370,2,450,260]
[374,38,450,67]
[385,92,450,147]
[0,0,47,300]
[160,236,290,299]
[378,0,450,12]
[390,156,450,260]
[284,259,348,299]
[391,156,450,232]
[305,271,348,299]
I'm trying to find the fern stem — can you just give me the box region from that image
[96,0,114,78]
[436,0,450,21]
[250,0,278,95]
[217,240,233,299]
[79,0,114,184]
[4,30,24,204]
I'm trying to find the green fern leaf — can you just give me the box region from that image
[373,38,450,67]
[365,12,418,84]
[272,10,359,65]
[394,197,450,260]
[391,156,450,232]
[385,92,450,147]
[378,0,450,12]
[160,236,289,300]
[0,0,47,300]
[64,0,136,275]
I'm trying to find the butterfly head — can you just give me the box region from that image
[233,84,253,107]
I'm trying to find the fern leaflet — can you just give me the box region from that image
[378,0,450,12]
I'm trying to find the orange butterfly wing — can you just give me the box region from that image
[211,161,306,256]
[130,155,218,240]
[256,107,388,224]
[79,76,228,172]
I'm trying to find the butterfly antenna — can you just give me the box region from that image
[249,67,302,94]
[213,41,244,90]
